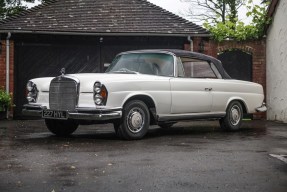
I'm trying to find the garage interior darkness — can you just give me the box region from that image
[13,34,187,118]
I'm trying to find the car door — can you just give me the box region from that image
[170,58,216,114]
[170,78,212,114]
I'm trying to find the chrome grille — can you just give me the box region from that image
[49,76,79,111]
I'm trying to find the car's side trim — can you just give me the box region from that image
[76,107,122,113]
[158,112,226,122]
[68,111,122,120]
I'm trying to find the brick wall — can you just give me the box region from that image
[0,41,5,89]
[185,38,266,119]
[0,40,15,118]
[216,40,266,92]
[216,40,266,119]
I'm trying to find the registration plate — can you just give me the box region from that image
[42,110,68,120]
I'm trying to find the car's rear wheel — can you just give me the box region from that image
[114,100,150,140]
[45,119,79,136]
[219,101,243,131]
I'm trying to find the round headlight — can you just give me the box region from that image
[94,82,101,87]
[94,87,101,93]
[93,82,108,106]
[27,92,36,102]
[94,94,103,105]
[26,81,38,103]
[95,98,102,105]
[27,81,34,92]
[27,97,35,102]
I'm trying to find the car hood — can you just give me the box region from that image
[32,73,171,92]
[68,73,170,82]
[70,73,171,92]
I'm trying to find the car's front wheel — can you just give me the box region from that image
[219,101,243,131]
[114,100,150,140]
[45,119,79,136]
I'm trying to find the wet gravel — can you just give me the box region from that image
[0,120,286,192]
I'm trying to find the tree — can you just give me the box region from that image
[226,0,243,24]
[181,0,245,24]
[0,0,50,21]
[182,0,270,41]
[0,0,35,20]
[203,1,270,41]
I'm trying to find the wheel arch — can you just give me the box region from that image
[123,94,157,125]
[226,98,248,114]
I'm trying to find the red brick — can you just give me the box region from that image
[0,40,14,118]
[200,39,266,119]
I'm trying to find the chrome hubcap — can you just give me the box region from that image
[127,107,145,133]
[230,105,241,126]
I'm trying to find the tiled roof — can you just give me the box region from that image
[0,0,209,36]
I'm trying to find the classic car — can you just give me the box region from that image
[22,49,266,140]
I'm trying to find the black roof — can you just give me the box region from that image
[0,0,209,36]
[120,49,231,79]
[164,49,221,63]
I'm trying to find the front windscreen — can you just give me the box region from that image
[106,53,174,77]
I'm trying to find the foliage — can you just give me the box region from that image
[0,88,11,111]
[0,0,34,20]
[246,1,271,38]
[203,1,271,42]
[0,0,50,21]
[181,0,245,24]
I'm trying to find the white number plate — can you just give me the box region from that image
[42,110,68,120]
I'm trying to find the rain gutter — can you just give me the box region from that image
[6,32,11,94]
[6,32,11,119]
[0,30,211,37]
[187,36,193,51]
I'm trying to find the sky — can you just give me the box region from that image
[28,0,262,25]
[147,0,262,25]
[147,0,190,19]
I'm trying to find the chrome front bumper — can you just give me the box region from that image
[22,104,122,121]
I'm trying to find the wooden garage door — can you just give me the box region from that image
[14,42,101,118]
[218,50,252,81]
[14,36,185,118]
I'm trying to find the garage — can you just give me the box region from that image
[0,0,209,118]
[13,35,187,117]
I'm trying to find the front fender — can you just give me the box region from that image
[108,90,171,115]
[121,92,158,108]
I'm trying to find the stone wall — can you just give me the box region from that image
[266,0,287,123]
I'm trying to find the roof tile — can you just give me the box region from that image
[0,0,209,36]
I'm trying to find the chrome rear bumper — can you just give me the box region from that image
[22,104,122,121]
[256,103,267,112]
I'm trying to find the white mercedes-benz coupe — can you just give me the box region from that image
[23,49,266,140]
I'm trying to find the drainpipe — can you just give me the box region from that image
[187,36,193,52]
[6,32,11,119]
[6,32,11,94]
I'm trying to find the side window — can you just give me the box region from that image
[210,62,222,79]
[177,57,185,77]
[182,59,217,78]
